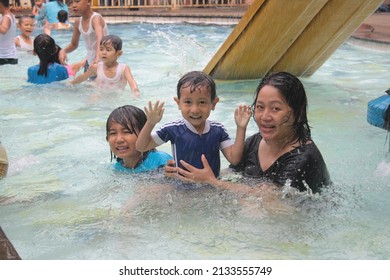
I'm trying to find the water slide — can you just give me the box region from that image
[203,0,384,80]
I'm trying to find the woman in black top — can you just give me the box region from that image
[165,72,331,194]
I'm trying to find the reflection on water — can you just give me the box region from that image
[1,23,390,259]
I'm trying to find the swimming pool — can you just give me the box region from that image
[1,22,390,260]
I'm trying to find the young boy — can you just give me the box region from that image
[15,15,35,52]
[136,71,252,177]
[0,0,18,65]
[70,35,140,97]
[59,0,108,71]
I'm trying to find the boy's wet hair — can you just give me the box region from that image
[176,71,216,101]
[0,0,9,7]
[57,10,68,23]
[18,14,35,24]
[100,35,122,52]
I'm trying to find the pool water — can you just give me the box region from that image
[1,22,390,260]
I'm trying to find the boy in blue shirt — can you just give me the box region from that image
[136,71,251,177]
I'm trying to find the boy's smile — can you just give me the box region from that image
[174,85,219,134]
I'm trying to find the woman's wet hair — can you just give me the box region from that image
[176,71,217,101]
[100,35,122,52]
[253,71,311,144]
[33,34,58,77]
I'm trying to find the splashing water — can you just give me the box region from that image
[1,22,390,259]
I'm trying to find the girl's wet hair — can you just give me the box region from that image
[100,35,122,52]
[33,34,58,77]
[253,71,311,144]
[176,71,216,101]
[106,105,147,138]
[106,105,149,161]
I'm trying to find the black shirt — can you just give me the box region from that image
[231,133,331,193]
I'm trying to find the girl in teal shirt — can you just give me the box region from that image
[106,105,172,173]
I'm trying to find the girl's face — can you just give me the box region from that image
[35,0,43,7]
[254,85,295,143]
[107,122,141,165]
[18,18,35,37]
[99,42,122,64]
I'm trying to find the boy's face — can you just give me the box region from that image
[18,18,35,36]
[174,85,219,133]
[71,0,90,16]
[99,42,122,63]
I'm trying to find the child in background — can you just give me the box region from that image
[136,71,252,177]
[32,0,45,27]
[106,105,172,173]
[45,10,72,35]
[0,0,18,65]
[71,35,140,97]
[14,15,35,52]
[27,33,68,84]
[32,0,44,17]
[59,0,109,71]
[53,10,72,30]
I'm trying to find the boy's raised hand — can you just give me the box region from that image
[145,100,165,125]
[234,104,252,128]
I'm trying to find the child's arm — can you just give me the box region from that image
[0,15,11,34]
[91,15,106,65]
[14,36,20,48]
[135,100,165,152]
[123,65,140,98]
[221,104,252,165]
[32,5,38,15]
[70,64,97,85]
[59,19,81,64]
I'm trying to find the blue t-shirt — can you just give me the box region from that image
[36,1,69,24]
[113,150,172,173]
[27,63,69,84]
[152,119,233,177]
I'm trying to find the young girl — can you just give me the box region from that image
[71,35,140,97]
[106,105,172,173]
[27,34,68,84]
[14,15,35,52]
[0,0,18,65]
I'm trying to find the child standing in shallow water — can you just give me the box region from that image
[59,0,108,71]
[71,35,140,97]
[14,15,35,52]
[0,0,18,65]
[27,34,68,84]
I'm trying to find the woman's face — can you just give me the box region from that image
[253,85,295,143]
[106,122,141,164]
